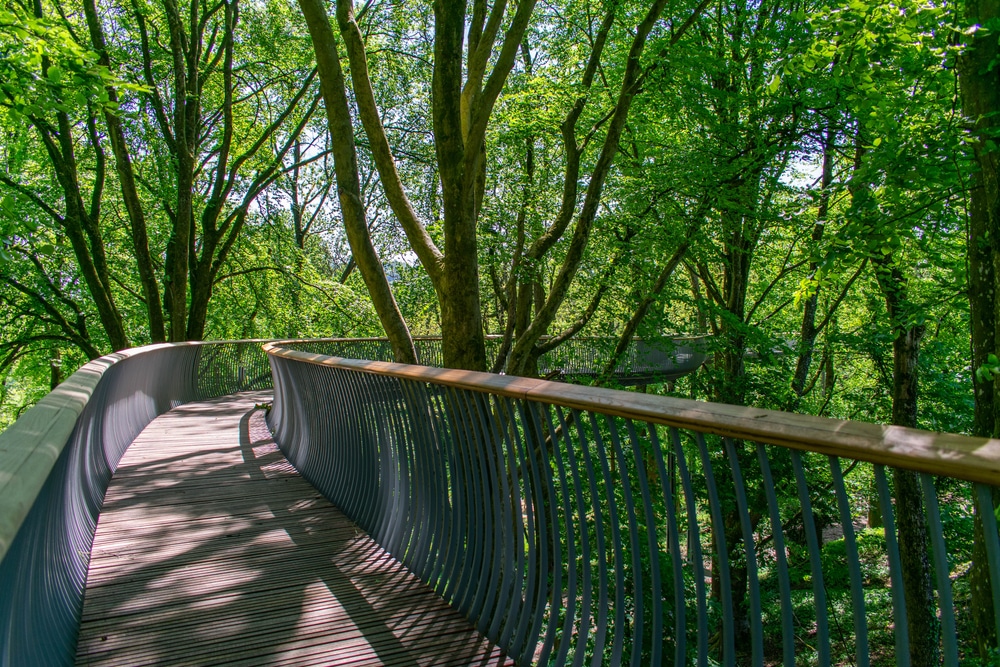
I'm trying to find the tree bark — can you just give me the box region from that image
[297,0,417,364]
[25,0,129,352]
[790,123,835,408]
[82,0,166,343]
[161,0,196,341]
[873,256,939,667]
[958,0,1000,655]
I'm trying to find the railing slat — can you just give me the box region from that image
[626,419,663,667]
[695,431,736,667]
[671,426,709,667]
[921,473,959,667]
[829,455,869,667]
[757,443,795,667]
[726,438,764,667]
[875,464,911,667]
[790,449,831,667]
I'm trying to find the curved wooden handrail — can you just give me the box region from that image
[264,342,1000,486]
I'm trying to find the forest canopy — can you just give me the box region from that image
[0,0,996,443]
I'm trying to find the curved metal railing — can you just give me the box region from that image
[0,332,699,666]
[5,335,999,666]
[279,335,709,383]
[265,342,1000,667]
[0,341,270,667]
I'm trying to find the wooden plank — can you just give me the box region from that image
[75,392,511,667]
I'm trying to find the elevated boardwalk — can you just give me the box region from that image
[75,392,509,666]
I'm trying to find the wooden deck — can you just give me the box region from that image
[75,392,511,666]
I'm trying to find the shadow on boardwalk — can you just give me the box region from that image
[76,392,510,667]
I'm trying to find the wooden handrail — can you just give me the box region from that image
[263,342,1000,486]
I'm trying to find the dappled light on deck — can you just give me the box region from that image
[75,392,509,667]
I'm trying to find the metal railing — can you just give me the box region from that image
[0,333,699,666]
[281,334,709,383]
[4,336,999,666]
[265,343,1000,667]
[0,341,269,667]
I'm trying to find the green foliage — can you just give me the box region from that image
[976,353,1000,384]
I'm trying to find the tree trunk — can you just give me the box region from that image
[958,0,1000,655]
[873,256,939,666]
[297,0,416,364]
[790,124,835,407]
[161,0,196,342]
[82,0,165,343]
[49,349,61,390]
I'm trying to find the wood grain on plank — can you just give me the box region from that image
[76,392,510,667]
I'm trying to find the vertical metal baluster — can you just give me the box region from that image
[489,397,520,645]
[438,387,467,605]
[920,473,958,666]
[625,419,662,667]
[828,455,868,667]
[452,389,489,618]
[365,375,393,544]
[394,379,419,568]
[450,387,482,616]
[562,407,596,667]
[518,401,561,659]
[755,444,794,666]
[790,449,830,667]
[650,427,686,664]
[605,418,648,667]
[591,413,626,666]
[694,432,735,667]
[724,438,763,667]
[467,391,497,626]
[398,380,435,580]
[509,399,541,662]
[381,376,410,560]
[395,379,423,569]
[546,406,581,667]
[497,398,529,651]
[389,378,416,565]
[525,401,563,664]
[426,384,454,595]
[337,368,366,523]
[974,483,1000,646]
[469,392,504,634]
[439,385,470,605]
[672,428,707,667]
[874,464,910,666]
[357,372,382,538]
[570,409,609,667]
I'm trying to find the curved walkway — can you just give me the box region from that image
[75,392,509,666]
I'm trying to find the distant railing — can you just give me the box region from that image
[265,342,1000,667]
[282,334,709,383]
[0,341,269,667]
